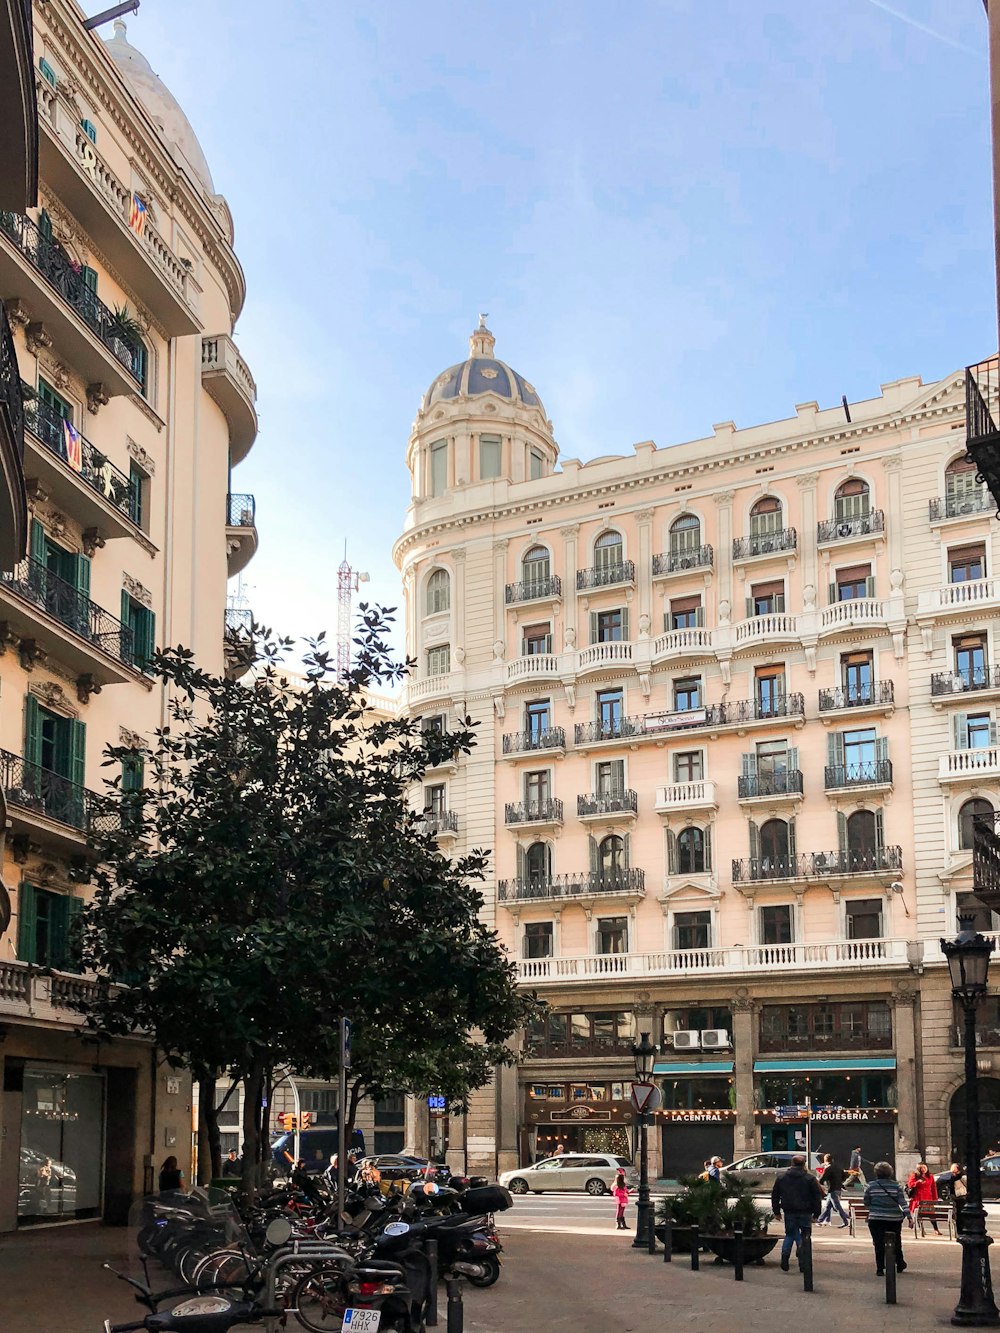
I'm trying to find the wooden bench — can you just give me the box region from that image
[914,1200,954,1240]
[848,1201,870,1237]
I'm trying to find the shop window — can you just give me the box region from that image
[523,922,553,959]
[674,750,704,782]
[949,543,986,584]
[960,798,995,852]
[749,495,782,536]
[759,1002,892,1052]
[425,569,450,615]
[18,1068,104,1221]
[673,910,711,951]
[845,897,882,940]
[759,1073,891,1109]
[373,1093,405,1154]
[661,1077,734,1110]
[426,644,450,677]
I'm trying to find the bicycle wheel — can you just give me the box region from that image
[290,1263,354,1332]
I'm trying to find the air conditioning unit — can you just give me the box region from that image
[701,1029,731,1049]
[672,1030,701,1050]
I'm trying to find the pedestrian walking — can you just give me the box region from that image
[844,1145,864,1190]
[707,1156,723,1181]
[863,1162,908,1276]
[818,1154,850,1227]
[906,1162,940,1234]
[613,1169,631,1230]
[770,1153,823,1272]
[158,1155,183,1192]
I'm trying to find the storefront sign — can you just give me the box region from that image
[550,1105,613,1122]
[657,1110,737,1123]
[756,1107,896,1124]
[643,708,707,732]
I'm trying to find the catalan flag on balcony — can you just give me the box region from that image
[129,193,147,238]
[63,419,82,473]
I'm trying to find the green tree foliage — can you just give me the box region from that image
[74,608,539,1193]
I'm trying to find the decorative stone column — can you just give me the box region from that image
[452,548,466,666]
[796,472,819,595]
[493,539,508,649]
[891,987,921,1178]
[731,995,757,1156]
[561,524,580,655]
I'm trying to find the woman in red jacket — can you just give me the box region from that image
[907,1162,940,1233]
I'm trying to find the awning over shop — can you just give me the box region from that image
[654,1061,735,1075]
[752,1057,896,1074]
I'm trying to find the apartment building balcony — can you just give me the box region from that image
[916,576,1000,624]
[816,510,885,545]
[576,640,634,675]
[0,211,141,396]
[737,769,804,804]
[712,692,806,732]
[650,626,714,665]
[514,936,911,984]
[504,798,564,830]
[0,555,137,686]
[810,845,903,878]
[404,671,461,708]
[732,854,811,884]
[223,605,253,681]
[36,119,200,336]
[733,611,799,651]
[931,668,1000,707]
[964,359,1000,514]
[22,393,138,539]
[577,789,638,823]
[929,491,994,524]
[201,335,258,464]
[225,492,258,578]
[1,746,118,853]
[576,560,635,592]
[505,575,562,605]
[654,779,718,815]
[973,811,1000,911]
[818,597,890,640]
[0,304,26,570]
[502,727,566,757]
[422,810,458,841]
[498,867,645,908]
[506,652,562,686]
[574,706,710,749]
[824,760,893,793]
[0,0,36,212]
[818,680,895,718]
[0,960,102,1027]
[651,545,714,578]
[938,747,1000,785]
[732,528,797,562]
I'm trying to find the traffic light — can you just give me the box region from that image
[300,1111,313,1129]
[276,1112,298,1132]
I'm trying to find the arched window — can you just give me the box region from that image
[759,819,789,867]
[749,496,782,537]
[522,545,550,590]
[594,529,623,572]
[946,454,983,514]
[846,809,877,868]
[598,834,625,880]
[425,569,450,615]
[525,842,550,884]
[669,514,701,556]
[677,827,706,874]
[834,478,869,522]
[960,798,994,852]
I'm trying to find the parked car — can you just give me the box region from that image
[358,1154,452,1185]
[499,1153,638,1196]
[270,1125,366,1175]
[720,1151,826,1194]
[938,1156,1000,1201]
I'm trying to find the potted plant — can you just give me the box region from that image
[110,304,143,367]
[654,1173,724,1252]
[655,1174,778,1262]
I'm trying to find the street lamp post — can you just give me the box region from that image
[941,916,1000,1327]
[631,1031,657,1250]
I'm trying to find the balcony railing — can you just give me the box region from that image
[965,359,1000,513]
[818,681,894,711]
[498,868,645,903]
[732,528,797,560]
[931,668,1000,697]
[973,810,1000,908]
[0,212,138,378]
[816,510,885,543]
[504,798,564,825]
[939,748,1000,782]
[576,560,635,591]
[1,554,134,664]
[577,790,638,817]
[713,693,805,725]
[811,846,903,876]
[918,576,1000,617]
[819,598,888,634]
[652,545,714,576]
[226,492,256,526]
[732,854,812,883]
[734,612,798,647]
[2,309,24,465]
[506,654,561,684]
[423,810,458,835]
[575,717,641,744]
[225,606,253,636]
[502,727,566,755]
[523,1036,636,1057]
[505,575,562,604]
[759,1028,893,1053]
[577,641,633,671]
[929,491,993,521]
[737,770,804,799]
[0,747,118,835]
[655,780,718,812]
[824,760,893,789]
[22,393,136,520]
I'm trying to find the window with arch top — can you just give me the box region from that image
[522,545,550,589]
[677,826,708,874]
[669,513,701,555]
[594,529,623,572]
[834,478,870,522]
[425,568,450,616]
[524,841,551,884]
[960,798,994,852]
[749,496,782,537]
[598,834,625,880]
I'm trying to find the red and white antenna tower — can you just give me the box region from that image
[337,546,369,681]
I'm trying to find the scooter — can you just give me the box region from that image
[100,1264,283,1333]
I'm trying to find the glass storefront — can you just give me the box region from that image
[758,1074,892,1109]
[18,1067,105,1223]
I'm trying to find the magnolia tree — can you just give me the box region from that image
[74,608,539,1194]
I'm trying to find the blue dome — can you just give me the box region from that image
[422,323,544,415]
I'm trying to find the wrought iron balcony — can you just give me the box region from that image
[0,303,26,569]
[732,528,797,560]
[811,846,903,876]
[651,544,714,576]
[574,717,642,745]
[816,510,885,543]
[732,854,811,883]
[498,867,645,903]
[577,790,638,818]
[0,746,118,836]
[505,575,562,604]
[965,359,1000,514]
[226,492,256,526]
[973,809,1000,909]
[737,770,804,800]
[0,211,139,379]
[225,606,252,636]
[931,667,1000,697]
[22,392,136,522]
[1,554,134,665]
[576,560,635,591]
[713,693,805,726]
[824,760,893,790]
[504,798,564,826]
[818,681,894,711]
[929,491,993,522]
[502,727,566,755]
[422,810,458,836]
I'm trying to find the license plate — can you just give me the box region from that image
[342,1310,381,1332]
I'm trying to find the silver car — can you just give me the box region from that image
[721,1151,826,1194]
[499,1153,638,1196]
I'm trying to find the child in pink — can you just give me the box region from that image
[613,1169,630,1230]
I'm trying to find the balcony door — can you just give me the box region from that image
[24,696,86,825]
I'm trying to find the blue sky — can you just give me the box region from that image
[103,1,994,653]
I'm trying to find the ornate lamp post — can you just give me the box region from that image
[631,1031,657,1249]
[941,916,999,1327]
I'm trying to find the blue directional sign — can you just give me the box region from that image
[427,1095,446,1110]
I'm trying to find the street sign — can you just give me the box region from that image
[427,1095,446,1110]
[630,1082,661,1114]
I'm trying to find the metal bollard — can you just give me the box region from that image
[884,1229,897,1305]
[426,1240,439,1327]
[446,1279,464,1333]
[690,1224,700,1271]
[733,1223,744,1282]
[662,1213,672,1263]
[800,1231,814,1293]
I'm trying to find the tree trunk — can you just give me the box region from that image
[241,1058,265,1199]
[347,1078,363,1141]
[197,1074,224,1182]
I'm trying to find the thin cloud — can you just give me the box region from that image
[863,0,982,57]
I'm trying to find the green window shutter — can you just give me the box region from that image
[589,612,598,645]
[875,807,885,851]
[30,518,46,566]
[621,607,630,640]
[588,835,599,874]
[80,119,96,144]
[610,759,625,791]
[75,552,91,600]
[955,714,969,750]
[787,817,797,861]
[121,590,134,666]
[129,462,144,527]
[874,736,889,765]
[741,752,757,778]
[38,207,53,239]
[122,753,144,791]
[865,576,876,598]
[64,896,83,973]
[516,844,526,880]
[80,266,98,294]
[666,830,677,875]
[48,893,68,971]
[787,746,799,772]
[827,732,845,768]
[24,694,42,768]
[828,582,838,605]
[745,596,754,619]
[17,883,37,963]
[748,820,760,860]
[703,827,712,873]
[837,810,848,854]
[131,340,147,394]
[69,718,86,789]
[139,607,155,669]
[623,833,631,868]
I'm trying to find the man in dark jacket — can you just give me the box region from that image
[817,1154,849,1227]
[771,1154,824,1272]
